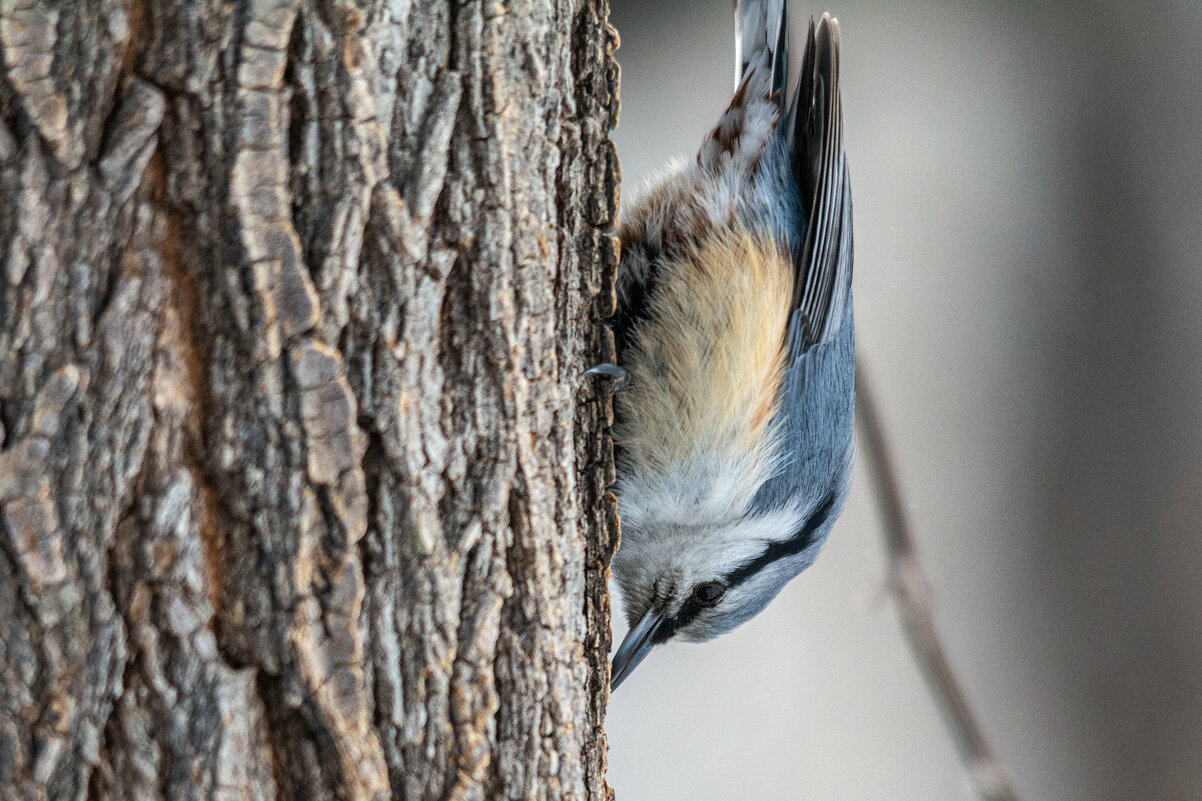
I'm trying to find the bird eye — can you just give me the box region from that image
[692,581,727,606]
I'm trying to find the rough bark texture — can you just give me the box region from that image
[0,2,620,800]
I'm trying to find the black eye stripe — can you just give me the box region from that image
[653,491,838,642]
[656,595,706,644]
[654,582,725,644]
[693,581,726,605]
[724,489,838,588]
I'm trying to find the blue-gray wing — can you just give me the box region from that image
[736,6,852,352]
[749,12,856,521]
[786,14,853,353]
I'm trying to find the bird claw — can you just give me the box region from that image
[583,363,628,391]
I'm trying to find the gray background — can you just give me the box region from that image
[604,2,1202,799]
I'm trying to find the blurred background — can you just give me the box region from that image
[604,2,1202,800]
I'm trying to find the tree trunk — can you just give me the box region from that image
[0,2,620,800]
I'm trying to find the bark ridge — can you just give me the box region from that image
[0,2,620,800]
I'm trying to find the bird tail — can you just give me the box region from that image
[736,0,789,98]
[734,4,852,345]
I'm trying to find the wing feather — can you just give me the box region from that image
[787,14,853,351]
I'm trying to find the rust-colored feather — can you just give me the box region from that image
[616,224,793,476]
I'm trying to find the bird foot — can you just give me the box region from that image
[583,363,628,391]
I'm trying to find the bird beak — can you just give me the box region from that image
[610,610,666,691]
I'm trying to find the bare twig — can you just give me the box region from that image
[855,363,1024,801]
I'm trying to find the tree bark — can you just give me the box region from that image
[0,2,620,800]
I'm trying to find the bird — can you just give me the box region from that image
[593,0,854,690]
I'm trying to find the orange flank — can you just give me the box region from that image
[616,224,792,475]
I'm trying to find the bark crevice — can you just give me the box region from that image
[1,2,619,799]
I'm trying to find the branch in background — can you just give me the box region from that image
[855,363,1024,801]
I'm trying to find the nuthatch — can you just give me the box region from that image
[595,1,854,690]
